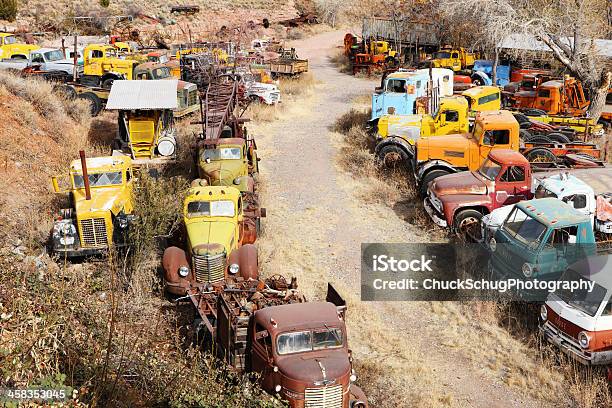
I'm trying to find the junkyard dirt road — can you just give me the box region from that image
[254,29,558,408]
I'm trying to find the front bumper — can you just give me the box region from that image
[423,197,447,228]
[540,321,612,365]
[52,244,108,258]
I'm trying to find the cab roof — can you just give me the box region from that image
[255,302,342,333]
[516,198,589,227]
[70,156,132,172]
[462,85,500,98]
[488,149,528,166]
[474,110,517,125]
[386,70,428,80]
[186,185,241,201]
[540,80,564,89]
[440,95,468,107]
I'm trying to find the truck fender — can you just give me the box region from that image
[162,246,190,283]
[234,175,255,193]
[228,244,258,281]
[349,384,368,408]
[416,160,457,181]
[374,136,414,156]
[471,71,490,86]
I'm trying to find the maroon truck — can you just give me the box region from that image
[424,149,532,240]
[190,279,368,408]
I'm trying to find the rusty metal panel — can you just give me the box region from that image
[105,79,178,110]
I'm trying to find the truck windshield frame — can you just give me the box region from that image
[478,158,502,180]
[44,50,65,62]
[386,79,406,93]
[434,52,451,59]
[276,327,344,355]
[187,200,235,217]
[203,147,242,161]
[73,171,123,188]
[554,268,608,317]
[501,206,548,247]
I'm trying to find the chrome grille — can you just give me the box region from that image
[188,89,198,106]
[193,252,226,283]
[305,384,343,408]
[80,218,108,247]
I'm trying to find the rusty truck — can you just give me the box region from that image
[188,279,368,407]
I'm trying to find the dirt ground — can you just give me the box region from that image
[252,30,564,408]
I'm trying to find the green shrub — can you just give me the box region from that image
[0,0,18,21]
[99,0,110,7]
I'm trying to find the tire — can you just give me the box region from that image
[526,134,551,144]
[545,132,571,143]
[523,108,547,117]
[102,77,116,89]
[472,77,484,86]
[419,169,450,197]
[453,209,484,243]
[375,144,410,169]
[54,84,77,100]
[519,129,531,141]
[525,147,556,164]
[77,92,102,117]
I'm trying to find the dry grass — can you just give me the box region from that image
[329,50,352,74]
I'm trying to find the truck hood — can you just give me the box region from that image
[186,220,235,254]
[48,58,76,65]
[74,186,127,216]
[431,171,488,196]
[417,133,470,160]
[278,352,350,386]
[199,160,244,186]
[380,114,424,140]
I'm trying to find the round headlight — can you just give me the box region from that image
[578,331,590,349]
[274,384,281,393]
[229,263,239,275]
[489,237,497,252]
[61,222,75,235]
[350,373,357,382]
[273,366,279,373]
[540,304,547,322]
[118,217,129,229]
[522,262,533,278]
[178,266,189,278]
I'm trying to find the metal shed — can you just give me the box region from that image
[105,80,178,110]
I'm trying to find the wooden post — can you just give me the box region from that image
[72,35,78,82]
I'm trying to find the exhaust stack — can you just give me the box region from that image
[79,150,91,200]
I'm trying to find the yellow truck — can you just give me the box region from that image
[426,47,476,71]
[81,44,139,88]
[50,152,135,258]
[0,33,39,60]
[375,86,501,167]
[162,185,262,295]
[198,136,259,189]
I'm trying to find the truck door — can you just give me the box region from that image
[251,324,274,391]
[385,79,410,115]
[437,109,462,134]
[495,165,529,205]
[451,52,461,71]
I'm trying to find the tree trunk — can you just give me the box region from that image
[586,72,612,122]
[491,47,499,85]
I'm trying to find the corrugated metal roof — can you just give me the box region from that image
[498,34,612,58]
[105,80,178,110]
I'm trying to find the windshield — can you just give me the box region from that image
[73,172,123,188]
[478,158,502,180]
[203,147,242,161]
[502,207,548,246]
[105,49,117,58]
[277,327,344,355]
[187,200,235,217]
[44,50,65,62]
[534,185,558,199]
[555,268,608,317]
[152,67,171,79]
[434,52,451,59]
[4,35,17,45]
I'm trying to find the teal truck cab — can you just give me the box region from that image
[488,198,598,282]
[370,68,453,125]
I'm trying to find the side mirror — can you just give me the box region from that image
[438,113,446,126]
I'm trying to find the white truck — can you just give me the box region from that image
[234,71,281,105]
[481,168,612,243]
[0,48,80,76]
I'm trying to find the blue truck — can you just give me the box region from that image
[471,60,510,87]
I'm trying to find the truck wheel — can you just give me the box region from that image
[54,84,77,100]
[454,209,483,243]
[419,169,449,197]
[525,148,556,164]
[376,144,409,168]
[77,92,102,117]
[102,77,116,89]
[545,132,571,143]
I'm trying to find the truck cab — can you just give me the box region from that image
[82,44,138,88]
[162,186,259,295]
[249,301,368,408]
[424,149,530,240]
[0,33,39,59]
[488,198,596,282]
[427,47,476,71]
[371,68,453,123]
[28,48,80,76]
[414,110,520,196]
[540,255,612,366]
[513,77,589,116]
[461,86,502,112]
[471,60,510,86]
[50,155,134,258]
